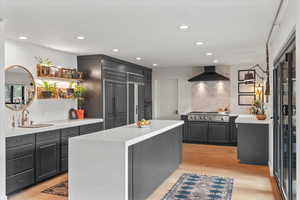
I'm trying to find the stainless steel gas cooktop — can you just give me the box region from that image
[187,112,229,122]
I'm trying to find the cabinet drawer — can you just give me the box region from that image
[80,123,103,135]
[61,127,79,140]
[6,169,34,194]
[6,143,35,160]
[6,135,35,149]
[36,130,60,143]
[6,154,34,177]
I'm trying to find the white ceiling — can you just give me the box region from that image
[4,0,279,68]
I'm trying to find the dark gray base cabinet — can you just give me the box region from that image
[6,122,103,195]
[208,122,230,143]
[183,121,230,144]
[128,126,182,200]
[6,135,35,194]
[189,122,208,143]
[60,127,80,172]
[36,130,60,182]
[237,123,269,165]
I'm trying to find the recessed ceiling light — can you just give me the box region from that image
[18,36,28,40]
[153,64,158,67]
[196,41,204,46]
[76,36,85,40]
[213,59,219,63]
[136,57,142,60]
[206,52,213,56]
[112,49,119,52]
[179,25,189,30]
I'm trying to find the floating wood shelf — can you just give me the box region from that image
[36,64,84,82]
[37,76,83,82]
[37,87,77,100]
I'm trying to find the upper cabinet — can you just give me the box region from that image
[143,69,152,103]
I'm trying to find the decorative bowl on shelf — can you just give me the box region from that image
[256,114,267,120]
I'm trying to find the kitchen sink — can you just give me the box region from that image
[19,123,54,128]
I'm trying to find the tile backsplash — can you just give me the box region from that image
[191,67,230,112]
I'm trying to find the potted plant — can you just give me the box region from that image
[35,56,54,77]
[41,81,56,98]
[250,99,267,120]
[67,81,75,97]
[35,56,54,66]
[73,84,86,119]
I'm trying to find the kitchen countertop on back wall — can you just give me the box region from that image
[5,118,104,138]
[235,114,270,124]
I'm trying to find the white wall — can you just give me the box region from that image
[268,0,296,177]
[152,67,193,116]
[4,40,78,128]
[0,19,7,200]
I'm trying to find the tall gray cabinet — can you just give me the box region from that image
[77,55,152,130]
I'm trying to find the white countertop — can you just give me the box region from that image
[5,118,104,138]
[71,120,184,146]
[235,114,270,125]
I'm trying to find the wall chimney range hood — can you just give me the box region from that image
[188,66,229,82]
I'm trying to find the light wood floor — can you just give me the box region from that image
[9,144,282,200]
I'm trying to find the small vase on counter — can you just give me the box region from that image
[74,85,86,120]
[256,114,267,120]
[76,109,85,120]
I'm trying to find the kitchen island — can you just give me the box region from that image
[69,120,184,200]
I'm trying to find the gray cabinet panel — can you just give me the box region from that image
[237,123,268,165]
[6,134,35,149]
[60,127,79,172]
[61,127,79,140]
[6,169,34,194]
[208,122,229,143]
[80,123,103,135]
[6,135,35,194]
[115,82,127,115]
[129,126,182,200]
[6,143,35,160]
[36,140,60,182]
[129,84,135,124]
[189,122,208,142]
[105,81,127,129]
[105,81,115,121]
[36,130,60,143]
[6,155,34,177]
[61,158,68,172]
[138,85,145,120]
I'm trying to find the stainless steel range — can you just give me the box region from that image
[187,112,229,122]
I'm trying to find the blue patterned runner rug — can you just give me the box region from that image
[162,173,234,200]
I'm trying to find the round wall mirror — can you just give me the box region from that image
[5,65,36,111]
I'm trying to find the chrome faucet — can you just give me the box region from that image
[21,109,30,126]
